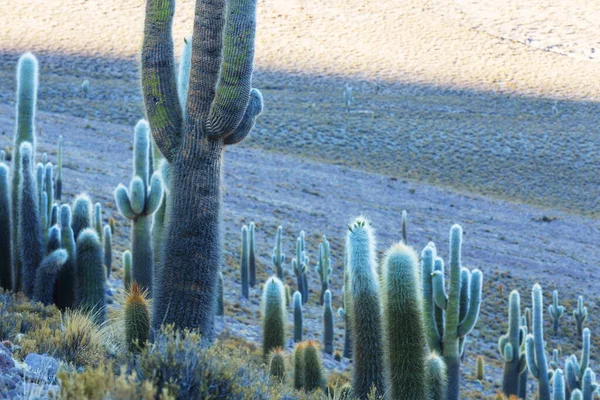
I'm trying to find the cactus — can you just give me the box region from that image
[11,53,38,293]
[427,352,448,400]
[33,249,69,306]
[123,251,132,290]
[55,204,76,309]
[401,209,407,244]
[103,225,112,279]
[570,390,583,400]
[240,225,250,298]
[323,289,334,354]
[381,242,428,400]
[177,36,192,116]
[0,164,11,290]
[293,343,305,390]
[144,0,263,337]
[551,349,560,370]
[50,203,58,227]
[303,341,326,393]
[525,284,552,400]
[476,356,485,381]
[217,271,225,316]
[498,290,527,397]
[262,276,285,360]
[268,348,285,383]
[339,248,352,359]
[151,159,168,289]
[46,225,60,254]
[55,135,62,200]
[518,314,530,400]
[573,296,587,338]
[271,225,285,280]
[71,194,92,241]
[293,233,309,304]
[249,222,257,287]
[93,202,102,239]
[347,217,384,399]
[124,282,150,353]
[548,290,565,336]
[564,328,591,397]
[75,229,106,324]
[115,120,163,294]
[293,291,303,342]
[424,224,483,400]
[18,143,43,297]
[553,368,566,400]
[316,235,332,305]
[581,368,597,400]
[44,162,53,216]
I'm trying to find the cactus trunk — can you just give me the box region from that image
[0,164,11,290]
[132,215,153,291]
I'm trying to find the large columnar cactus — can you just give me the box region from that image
[0,164,11,290]
[548,290,565,336]
[76,229,106,324]
[427,352,448,400]
[124,282,150,353]
[55,135,63,200]
[33,249,68,306]
[316,235,332,305]
[498,290,527,397]
[12,53,38,293]
[382,242,428,400]
[249,222,257,287]
[323,289,334,354]
[294,233,309,304]
[553,369,566,400]
[55,204,76,309]
[525,283,551,400]
[424,224,483,400]
[240,224,250,298]
[303,341,326,393]
[347,217,384,399]
[71,194,92,241]
[293,291,303,342]
[573,296,587,338]
[103,225,112,278]
[271,225,285,280]
[18,143,43,297]
[293,343,306,390]
[565,328,591,398]
[142,0,263,336]
[217,271,224,316]
[262,276,285,360]
[115,120,163,293]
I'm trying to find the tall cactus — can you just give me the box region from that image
[323,289,334,354]
[525,283,551,400]
[0,164,11,290]
[498,290,527,397]
[124,282,150,353]
[71,194,92,242]
[382,242,428,400]
[316,235,332,305]
[548,290,565,336]
[518,314,529,400]
[103,225,112,278]
[75,229,106,324]
[293,343,306,390]
[565,328,591,398]
[143,0,263,336]
[18,143,43,297]
[293,291,303,342]
[271,225,285,280]
[93,202,102,239]
[347,217,384,399]
[240,224,249,298]
[115,120,163,293]
[55,204,76,309]
[249,222,257,287]
[573,296,587,338]
[33,249,68,306]
[553,368,565,400]
[55,135,63,200]
[262,276,285,360]
[12,53,38,293]
[424,224,483,400]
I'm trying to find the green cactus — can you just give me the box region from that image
[518,314,530,400]
[93,202,102,239]
[71,194,92,242]
[11,53,38,293]
[55,204,76,309]
[565,328,591,397]
[268,348,286,383]
[475,356,485,381]
[316,235,332,305]
[124,282,150,353]
[123,250,132,290]
[303,341,326,393]
[76,229,106,324]
[18,143,43,297]
[551,349,560,370]
[347,217,384,399]
[240,224,250,298]
[571,390,583,400]
[249,222,257,287]
[44,162,53,216]
[293,291,303,342]
[424,224,483,400]
[293,233,309,304]
[50,203,58,227]
[271,225,285,280]
[262,276,285,360]
[548,290,565,336]
[144,0,263,337]
[382,242,427,400]
[498,290,527,397]
[401,209,407,244]
[323,289,334,354]
[573,296,587,338]
[553,368,565,400]
[339,248,352,359]
[151,159,168,290]
[33,249,68,306]
[103,225,112,279]
[115,120,163,293]
[293,343,305,390]
[427,352,448,400]
[46,225,60,254]
[55,135,62,200]
[217,271,225,316]
[0,164,11,290]
[525,283,552,400]
[581,368,597,400]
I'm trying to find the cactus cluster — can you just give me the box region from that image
[316,235,332,305]
[498,290,527,397]
[293,231,310,304]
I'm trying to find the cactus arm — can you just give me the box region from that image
[431,271,448,310]
[177,36,193,115]
[581,328,590,374]
[129,177,146,215]
[458,268,470,323]
[115,184,135,219]
[525,335,539,378]
[141,0,181,162]
[145,172,164,215]
[458,269,482,337]
[224,88,264,145]
[133,120,151,184]
[421,245,441,352]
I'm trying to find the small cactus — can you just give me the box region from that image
[553,368,566,400]
[124,282,150,353]
[76,229,106,324]
[33,249,68,306]
[316,235,332,305]
[55,204,76,309]
[323,289,334,354]
[93,203,102,239]
[293,343,305,390]
[476,355,485,381]
[293,291,303,342]
[0,164,11,290]
[249,222,257,287]
[123,251,132,290]
[564,328,591,397]
[271,225,285,280]
[240,225,249,298]
[262,276,285,360]
[103,225,112,278]
[55,135,62,200]
[427,352,448,400]
[548,290,565,336]
[217,271,225,316]
[268,348,285,383]
[303,341,326,393]
[573,296,587,338]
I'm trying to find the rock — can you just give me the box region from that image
[0,343,14,370]
[24,353,59,382]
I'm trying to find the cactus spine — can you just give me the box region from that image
[293,291,303,342]
[303,341,326,393]
[11,53,38,293]
[382,242,427,400]
[427,352,448,400]
[249,222,257,287]
[240,225,250,298]
[103,225,112,278]
[0,164,11,290]
[33,249,68,306]
[55,135,62,200]
[525,283,551,400]
[124,282,150,353]
[347,217,384,399]
[115,120,163,293]
[548,290,565,336]
[573,296,587,338]
[316,235,332,305]
[123,251,132,290]
[55,204,76,309]
[217,271,225,316]
[262,277,285,360]
[293,343,306,390]
[323,289,334,354]
[268,348,285,383]
[498,290,527,397]
[271,225,285,280]
[76,229,106,324]
[565,328,591,398]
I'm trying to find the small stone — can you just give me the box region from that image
[24,353,59,382]
[0,344,15,370]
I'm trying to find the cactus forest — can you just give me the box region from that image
[0,0,599,399]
